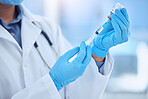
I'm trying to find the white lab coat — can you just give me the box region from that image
[0,5,114,99]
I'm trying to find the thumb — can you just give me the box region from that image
[62,47,80,61]
[100,20,113,34]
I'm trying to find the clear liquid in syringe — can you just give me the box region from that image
[85,26,104,45]
[85,3,123,45]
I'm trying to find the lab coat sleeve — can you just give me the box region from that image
[66,52,114,99]
[99,54,113,75]
[96,56,113,75]
[11,74,61,99]
[91,53,114,98]
[95,60,105,74]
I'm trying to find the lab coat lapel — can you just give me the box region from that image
[21,16,41,62]
[0,25,21,51]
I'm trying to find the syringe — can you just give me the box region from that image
[85,27,103,45]
[69,3,123,62]
[85,3,123,45]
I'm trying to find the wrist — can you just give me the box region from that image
[92,53,104,62]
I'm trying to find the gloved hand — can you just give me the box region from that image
[92,8,130,58]
[49,41,91,91]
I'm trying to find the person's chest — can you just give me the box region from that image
[0,32,58,92]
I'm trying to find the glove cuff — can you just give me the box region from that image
[49,72,63,91]
[92,45,109,58]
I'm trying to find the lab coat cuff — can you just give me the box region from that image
[41,74,62,98]
[95,59,105,74]
[101,52,114,75]
[49,72,63,91]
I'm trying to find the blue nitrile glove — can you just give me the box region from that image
[49,41,91,91]
[92,8,130,58]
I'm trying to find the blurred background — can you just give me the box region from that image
[23,0,148,99]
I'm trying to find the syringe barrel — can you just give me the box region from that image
[85,33,97,45]
[85,26,103,45]
[85,3,123,45]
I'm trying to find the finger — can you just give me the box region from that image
[121,8,130,38]
[115,9,129,27]
[111,17,122,38]
[63,47,80,61]
[112,15,128,41]
[102,20,112,28]
[123,29,130,42]
[121,8,129,23]
[100,20,113,34]
[74,41,87,63]
[82,46,92,66]
[112,14,127,32]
